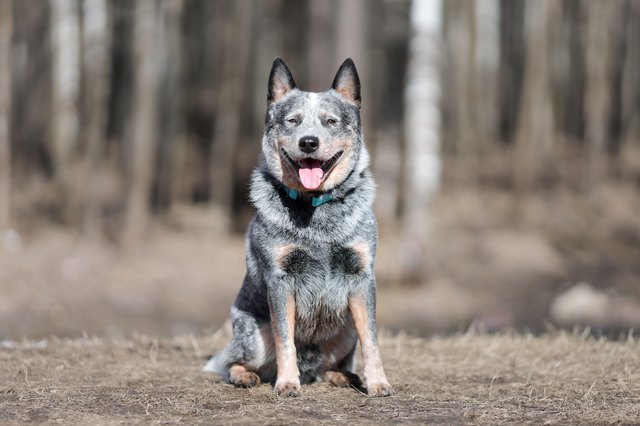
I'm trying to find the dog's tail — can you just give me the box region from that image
[202,350,230,381]
[202,319,233,378]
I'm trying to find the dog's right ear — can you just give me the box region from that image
[267,58,297,105]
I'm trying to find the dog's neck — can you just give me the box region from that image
[284,187,333,207]
[276,164,363,208]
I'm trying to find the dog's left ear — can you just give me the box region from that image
[331,58,361,108]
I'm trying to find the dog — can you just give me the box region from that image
[204,58,394,398]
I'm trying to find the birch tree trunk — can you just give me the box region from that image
[81,0,110,238]
[50,0,81,210]
[0,0,12,231]
[123,0,160,247]
[401,0,442,282]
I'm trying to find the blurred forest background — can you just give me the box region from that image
[1,0,640,339]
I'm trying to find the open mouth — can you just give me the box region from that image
[281,149,344,190]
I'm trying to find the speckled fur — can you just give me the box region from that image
[204,58,392,397]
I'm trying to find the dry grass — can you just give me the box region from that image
[2,330,640,425]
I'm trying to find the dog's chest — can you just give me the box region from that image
[280,245,365,343]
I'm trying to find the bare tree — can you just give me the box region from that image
[473,0,500,154]
[209,0,252,229]
[50,0,81,209]
[81,0,111,238]
[401,0,443,281]
[583,0,619,189]
[444,0,476,179]
[123,0,160,247]
[307,0,336,89]
[336,0,372,151]
[372,0,410,224]
[156,0,184,210]
[620,0,640,164]
[498,0,526,146]
[513,0,555,190]
[0,0,12,231]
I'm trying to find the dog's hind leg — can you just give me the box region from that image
[323,370,362,388]
[321,324,363,389]
[203,306,275,385]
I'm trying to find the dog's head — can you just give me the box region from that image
[261,58,369,193]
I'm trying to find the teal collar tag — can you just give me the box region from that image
[286,188,333,207]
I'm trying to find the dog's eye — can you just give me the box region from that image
[326,118,338,126]
[286,118,299,125]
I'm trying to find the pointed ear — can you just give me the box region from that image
[331,58,361,107]
[267,58,297,105]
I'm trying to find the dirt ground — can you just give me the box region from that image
[2,330,639,425]
[1,184,639,423]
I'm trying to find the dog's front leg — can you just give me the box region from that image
[349,289,394,397]
[269,291,301,397]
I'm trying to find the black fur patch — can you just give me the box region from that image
[281,249,314,275]
[330,246,362,275]
[296,344,323,384]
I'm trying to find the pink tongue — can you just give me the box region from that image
[298,160,324,190]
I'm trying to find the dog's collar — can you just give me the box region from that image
[285,187,333,207]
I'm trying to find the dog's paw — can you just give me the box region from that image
[324,371,350,387]
[232,371,261,388]
[324,371,362,388]
[366,382,395,397]
[274,380,302,397]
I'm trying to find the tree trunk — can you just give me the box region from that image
[0,0,12,231]
[209,0,252,230]
[444,0,477,181]
[123,0,160,247]
[620,0,640,174]
[513,0,555,190]
[583,0,619,189]
[498,0,525,145]
[473,0,500,154]
[306,0,336,90]
[156,0,184,211]
[336,0,372,156]
[371,0,410,224]
[401,0,443,282]
[81,0,110,238]
[50,0,81,213]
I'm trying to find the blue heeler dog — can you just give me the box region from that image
[204,58,394,398]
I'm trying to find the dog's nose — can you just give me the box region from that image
[298,136,319,154]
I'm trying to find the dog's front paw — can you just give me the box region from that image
[366,382,395,397]
[274,380,302,397]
